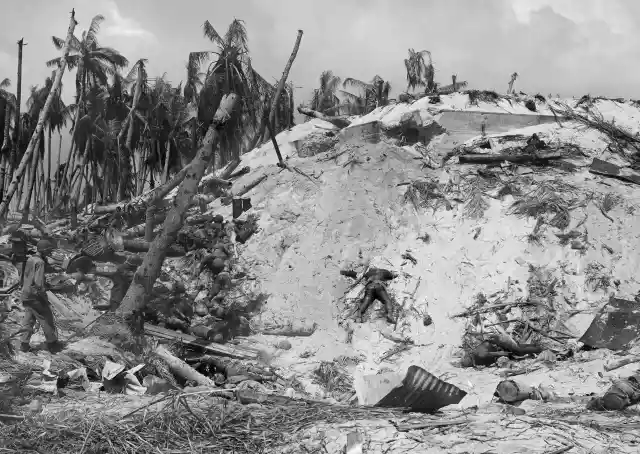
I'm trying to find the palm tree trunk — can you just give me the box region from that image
[0,11,77,220]
[113,93,239,326]
[162,138,171,183]
[56,131,62,189]
[47,126,52,209]
[252,30,304,152]
[70,138,89,203]
[262,30,303,163]
[0,102,12,201]
[8,39,25,190]
[19,131,42,221]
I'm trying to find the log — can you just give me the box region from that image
[91,164,192,215]
[144,323,258,360]
[297,107,352,129]
[458,152,565,165]
[234,175,267,198]
[605,356,640,372]
[256,322,317,337]
[495,379,533,403]
[220,160,241,180]
[203,177,233,188]
[236,389,333,407]
[228,166,250,179]
[154,345,216,387]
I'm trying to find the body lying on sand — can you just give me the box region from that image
[341,266,398,323]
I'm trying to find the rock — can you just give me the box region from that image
[276,340,292,350]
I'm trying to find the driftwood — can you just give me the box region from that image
[459,152,565,165]
[297,107,352,129]
[144,323,257,360]
[154,345,216,387]
[397,419,470,431]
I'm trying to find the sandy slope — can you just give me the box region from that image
[198,96,640,452]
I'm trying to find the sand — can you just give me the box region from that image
[198,94,640,452]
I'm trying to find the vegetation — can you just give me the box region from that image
[0,15,295,217]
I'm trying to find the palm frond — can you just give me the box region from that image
[203,20,223,46]
[0,78,9,89]
[343,78,372,92]
[85,15,106,47]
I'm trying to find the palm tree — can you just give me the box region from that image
[48,14,128,196]
[309,70,341,116]
[404,49,435,93]
[508,72,518,94]
[341,75,391,114]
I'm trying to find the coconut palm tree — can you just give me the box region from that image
[187,19,263,164]
[0,78,15,200]
[48,15,128,109]
[341,75,391,114]
[404,49,435,93]
[310,70,341,115]
[508,72,518,94]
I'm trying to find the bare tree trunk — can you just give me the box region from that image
[19,131,41,221]
[8,39,25,192]
[251,30,303,152]
[0,102,12,201]
[56,131,62,189]
[46,126,52,209]
[162,138,171,183]
[112,93,239,329]
[71,139,90,204]
[0,10,77,221]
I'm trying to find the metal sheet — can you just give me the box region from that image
[579,297,640,350]
[375,365,467,412]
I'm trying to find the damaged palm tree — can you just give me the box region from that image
[93,94,240,347]
[0,10,77,221]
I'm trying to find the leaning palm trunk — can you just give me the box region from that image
[46,126,52,209]
[255,30,304,155]
[20,131,43,220]
[0,11,77,221]
[162,138,171,183]
[107,93,239,338]
[0,103,11,199]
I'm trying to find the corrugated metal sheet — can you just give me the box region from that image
[375,365,467,412]
[580,297,640,350]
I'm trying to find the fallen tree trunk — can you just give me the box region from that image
[297,107,352,129]
[154,345,216,387]
[458,152,565,165]
[228,166,250,179]
[144,323,257,360]
[91,164,192,215]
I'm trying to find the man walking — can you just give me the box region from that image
[19,239,63,353]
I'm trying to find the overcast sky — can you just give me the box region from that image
[1,0,639,153]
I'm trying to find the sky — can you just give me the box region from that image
[1,0,640,157]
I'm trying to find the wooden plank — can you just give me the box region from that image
[143,323,258,360]
[590,158,640,186]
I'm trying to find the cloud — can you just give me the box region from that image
[101,0,155,40]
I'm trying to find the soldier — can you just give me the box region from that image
[341,266,398,323]
[19,239,63,353]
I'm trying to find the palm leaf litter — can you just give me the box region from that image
[0,391,405,453]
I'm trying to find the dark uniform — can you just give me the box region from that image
[342,267,397,323]
[19,239,62,353]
